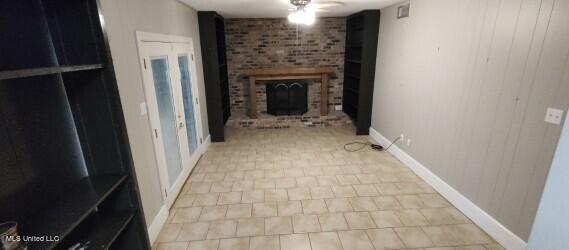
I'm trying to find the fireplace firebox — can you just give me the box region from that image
[266,81,308,116]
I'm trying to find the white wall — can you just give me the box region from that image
[99,0,209,226]
[528,110,569,249]
[372,0,569,241]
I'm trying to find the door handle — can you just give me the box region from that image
[179,122,185,128]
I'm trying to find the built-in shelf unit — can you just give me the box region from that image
[342,10,380,135]
[198,11,231,142]
[0,0,150,249]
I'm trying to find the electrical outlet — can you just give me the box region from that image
[406,138,412,147]
[545,108,564,125]
[335,105,343,111]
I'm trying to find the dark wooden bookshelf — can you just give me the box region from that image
[342,10,380,135]
[0,0,150,249]
[0,64,104,80]
[198,11,231,142]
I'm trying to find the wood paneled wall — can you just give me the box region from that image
[372,0,569,240]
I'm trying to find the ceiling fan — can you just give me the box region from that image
[288,0,345,25]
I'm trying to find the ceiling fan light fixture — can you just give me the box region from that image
[288,9,316,25]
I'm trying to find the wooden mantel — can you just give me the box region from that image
[246,67,334,118]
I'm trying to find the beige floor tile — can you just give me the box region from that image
[280,233,311,250]
[292,214,321,233]
[278,201,303,216]
[253,202,277,217]
[394,227,434,248]
[344,212,376,229]
[173,195,195,208]
[207,220,237,239]
[285,167,304,177]
[172,207,202,223]
[287,187,311,200]
[242,190,264,203]
[245,169,265,180]
[317,175,339,186]
[309,232,343,250]
[187,182,211,194]
[356,174,380,184]
[188,240,219,250]
[318,213,348,231]
[265,169,285,179]
[296,176,319,187]
[332,185,357,197]
[218,192,243,205]
[396,209,429,226]
[250,236,279,250]
[232,180,254,192]
[396,195,426,209]
[370,210,403,228]
[397,182,424,194]
[275,177,297,189]
[337,174,361,185]
[304,166,324,176]
[211,182,234,193]
[375,183,403,195]
[156,224,182,242]
[373,196,403,210]
[310,186,335,199]
[265,216,293,235]
[422,226,464,246]
[349,197,378,211]
[448,224,493,245]
[226,204,252,219]
[366,228,405,249]
[353,184,380,197]
[236,218,265,236]
[265,189,288,202]
[325,198,354,212]
[158,126,501,250]
[219,237,250,250]
[200,206,227,221]
[419,194,451,208]
[157,242,189,250]
[254,179,275,189]
[177,221,210,241]
[421,207,470,225]
[338,230,375,250]
[301,199,328,214]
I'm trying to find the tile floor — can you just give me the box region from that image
[154,126,504,250]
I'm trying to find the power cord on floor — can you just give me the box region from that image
[343,136,402,152]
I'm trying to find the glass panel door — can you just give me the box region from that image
[177,55,198,154]
[150,56,183,185]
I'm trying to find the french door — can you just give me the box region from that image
[138,37,203,207]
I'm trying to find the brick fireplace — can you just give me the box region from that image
[225,17,346,116]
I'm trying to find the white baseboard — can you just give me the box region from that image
[201,134,211,155]
[369,127,527,250]
[147,205,168,244]
[147,133,211,244]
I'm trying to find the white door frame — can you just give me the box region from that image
[135,31,204,208]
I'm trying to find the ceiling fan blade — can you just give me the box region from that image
[309,1,345,9]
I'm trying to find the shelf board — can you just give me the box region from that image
[60,64,104,73]
[0,64,104,80]
[67,212,135,249]
[24,174,127,249]
[345,87,359,94]
[345,59,361,64]
[345,73,360,79]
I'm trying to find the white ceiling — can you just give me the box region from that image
[179,0,403,18]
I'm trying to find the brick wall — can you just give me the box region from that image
[225,17,346,115]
